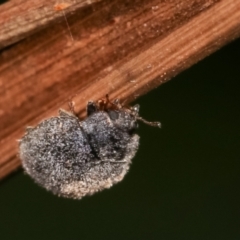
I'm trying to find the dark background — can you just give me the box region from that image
[0,38,240,240]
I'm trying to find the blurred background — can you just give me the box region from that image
[0,38,239,240]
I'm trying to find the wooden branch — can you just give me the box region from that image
[0,0,240,179]
[0,0,102,48]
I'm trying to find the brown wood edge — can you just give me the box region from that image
[0,0,240,179]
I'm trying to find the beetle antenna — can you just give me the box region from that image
[137,117,161,128]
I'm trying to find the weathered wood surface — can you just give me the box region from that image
[0,0,240,179]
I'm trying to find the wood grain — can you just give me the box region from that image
[0,0,102,48]
[0,0,240,179]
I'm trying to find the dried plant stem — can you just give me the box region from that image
[0,0,240,179]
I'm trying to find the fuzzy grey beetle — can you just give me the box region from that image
[19,95,160,199]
